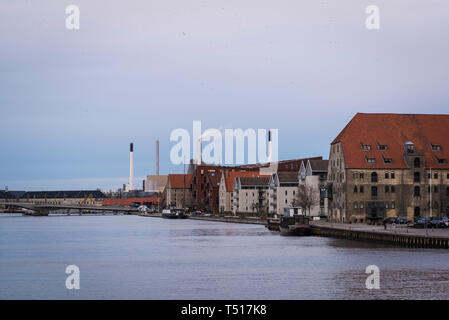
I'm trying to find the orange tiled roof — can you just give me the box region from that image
[332,113,449,169]
[168,174,193,189]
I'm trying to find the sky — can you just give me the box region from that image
[1,0,448,191]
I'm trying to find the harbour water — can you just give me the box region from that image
[1,214,449,300]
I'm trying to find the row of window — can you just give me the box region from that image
[354,171,449,182]
[354,185,396,194]
[414,186,449,196]
[361,143,442,152]
[353,201,396,209]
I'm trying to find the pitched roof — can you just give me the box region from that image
[332,113,449,169]
[168,174,193,189]
[224,171,267,192]
[308,160,329,172]
[277,172,299,183]
[239,176,270,187]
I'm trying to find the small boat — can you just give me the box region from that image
[162,208,187,219]
[279,215,311,236]
[265,218,280,231]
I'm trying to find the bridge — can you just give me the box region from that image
[1,202,139,216]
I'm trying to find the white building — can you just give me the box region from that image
[268,172,300,216]
[232,176,270,215]
[298,159,329,217]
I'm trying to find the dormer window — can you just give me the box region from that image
[431,144,442,151]
[405,141,415,154]
[437,157,447,164]
[377,143,388,151]
[361,143,371,151]
[383,157,392,164]
[366,157,376,164]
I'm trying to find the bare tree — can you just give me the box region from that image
[291,185,319,216]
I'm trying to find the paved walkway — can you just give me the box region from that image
[310,221,449,238]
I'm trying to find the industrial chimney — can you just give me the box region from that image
[268,130,272,163]
[129,142,134,191]
[156,139,159,175]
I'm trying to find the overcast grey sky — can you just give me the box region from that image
[1,0,448,190]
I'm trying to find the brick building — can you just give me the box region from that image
[327,113,449,223]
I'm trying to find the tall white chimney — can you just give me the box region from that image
[268,130,272,163]
[156,139,159,175]
[129,142,134,191]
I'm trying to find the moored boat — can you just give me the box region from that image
[162,208,187,219]
[279,215,311,236]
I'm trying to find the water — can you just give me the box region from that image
[1,214,449,300]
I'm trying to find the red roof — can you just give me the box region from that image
[168,174,193,189]
[332,113,449,169]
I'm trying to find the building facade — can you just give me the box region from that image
[166,174,194,209]
[232,177,270,215]
[327,113,449,223]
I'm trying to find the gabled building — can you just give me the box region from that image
[232,176,270,215]
[328,113,449,223]
[219,171,265,213]
[166,174,194,209]
[268,172,299,216]
[298,159,329,217]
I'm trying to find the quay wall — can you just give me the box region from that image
[311,225,449,249]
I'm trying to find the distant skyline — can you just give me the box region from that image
[1,1,449,190]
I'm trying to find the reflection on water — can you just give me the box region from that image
[0,214,448,300]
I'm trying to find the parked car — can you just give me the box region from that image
[396,217,408,224]
[383,217,397,224]
[441,217,449,228]
[429,217,445,228]
[413,216,430,228]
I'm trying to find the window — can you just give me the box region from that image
[354,202,358,209]
[434,172,438,179]
[371,186,378,196]
[354,186,358,193]
[385,186,390,193]
[434,201,439,209]
[353,172,358,179]
[361,143,371,151]
[391,172,395,179]
[431,144,442,151]
[434,186,438,193]
[385,172,389,179]
[386,203,389,209]
[447,172,449,179]
[360,173,365,179]
[414,186,420,197]
[414,158,420,168]
[414,172,420,183]
[360,202,364,209]
[371,172,378,183]
[378,143,388,151]
[437,158,447,164]
[366,158,376,164]
[383,158,392,164]
[391,186,396,193]
[360,186,364,193]
[446,187,449,196]
[391,201,395,209]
